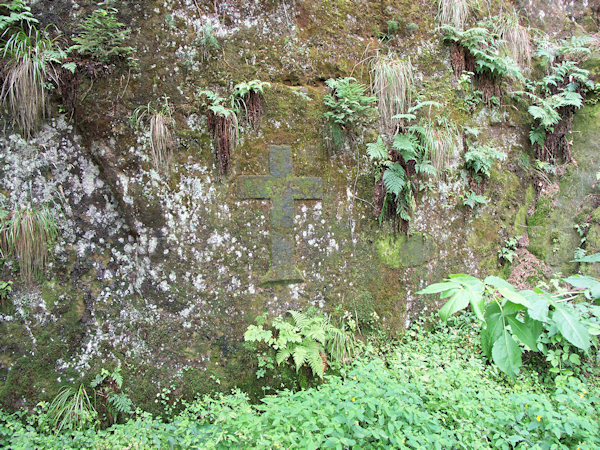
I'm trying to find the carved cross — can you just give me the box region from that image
[238,145,322,284]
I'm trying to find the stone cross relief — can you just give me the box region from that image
[238,145,323,284]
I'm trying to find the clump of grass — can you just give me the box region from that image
[131,96,176,174]
[494,8,531,66]
[423,118,461,174]
[48,385,97,432]
[371,55,414,134]
[1,25,66,138]
[437,0,471,30]
[1,203,58,281]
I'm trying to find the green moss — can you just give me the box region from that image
[375,233,437,269]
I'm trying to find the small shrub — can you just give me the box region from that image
[418,274,599,378]
[0,203,58,281]
[69,6,133,64]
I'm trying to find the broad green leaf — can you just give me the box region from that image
[562,275,600,299]
[492,330,522,377]
[480,326,494,360]
[484,302,504,341]
[506,315,542,350]
[484,276,516,291]
[417,281,461,295]
[571,252,600,263]
[485,276,530,307]
[439,292,470,322]
[552,307,591,351]
[496,288,530,307]
[522,290,550,322]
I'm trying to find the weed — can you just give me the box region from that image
[323,77,377,150]
[464,144,506,179]
[231,80,270,130]
[492,8,531,66]
[461,190,488,208]
[498,236,518,264]
[199,89,238,176]
[198,22,219,61]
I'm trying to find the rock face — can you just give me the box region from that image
[0,0,599,410]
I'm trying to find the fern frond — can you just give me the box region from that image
[292,345,308,372]
[382,163,407,196]
[366,136,388,161]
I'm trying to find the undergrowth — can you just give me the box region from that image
[1,313,597,448]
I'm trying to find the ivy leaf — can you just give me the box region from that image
[552,307,591,351]
[492,329,522,378]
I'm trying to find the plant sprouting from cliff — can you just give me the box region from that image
[231,80,270,130]
[437,0,471,31]
[1,202,58,281]
[491,8,531,67]
[323,77,377,150]
[69,5,133,64]
[0,23,68,138]
[464,144,506,180]
[518,61,593,163]
[131,95,176,174]
[199,89,239,177]
[371,55,414,134]
[198,22,219,61]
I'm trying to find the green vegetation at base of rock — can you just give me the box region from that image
[1,314,598,448]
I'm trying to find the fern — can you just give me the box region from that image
[392,133,419,162]
[464,145,506,178]
[108,393,133,415]
[366,136,388,161]
[382,163,408,197]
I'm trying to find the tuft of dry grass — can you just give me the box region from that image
[423,119,462,175]
[437,0,471,31]
[149,112,175,173]
[1,26,64,138]
[371,55,414,134]
[495,8,532,66]
[1,203,57,281]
